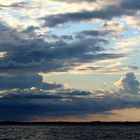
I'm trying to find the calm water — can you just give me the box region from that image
[0,124,140,140]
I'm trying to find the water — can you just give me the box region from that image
[0,124,140,140]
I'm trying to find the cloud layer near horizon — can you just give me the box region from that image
[0,72,139,121]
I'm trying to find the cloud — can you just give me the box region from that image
[0,1,137,75]
[0,73,63,90]
[76,29,115,39]
[0,74,41,90]
[52,0,97,3]
[0,87,140,121]
[0,2,27,8]
[0,72,140,121]
[115,72,140,94]
[0,87,93,121]
[0,22,125,73]
[42,0,140,27]
[0,0,139,122]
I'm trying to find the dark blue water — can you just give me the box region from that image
[0,124,140,140]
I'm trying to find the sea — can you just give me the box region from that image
[0,123,140,140]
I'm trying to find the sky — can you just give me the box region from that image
[0,0,140,122]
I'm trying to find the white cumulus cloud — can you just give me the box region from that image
[115,72,140,94]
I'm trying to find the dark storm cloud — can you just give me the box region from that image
[0,88,92,121]
[0,74,63,90]
[0,74,41,90]
[0,23,125,73]
[0,89,140,121]
[0,72,139,121]
[0,52,124,73]
[1,88,91,99]
[42,0,140,27]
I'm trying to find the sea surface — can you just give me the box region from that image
[0,123,140,140]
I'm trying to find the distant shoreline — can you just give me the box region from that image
[1,121,140,125]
